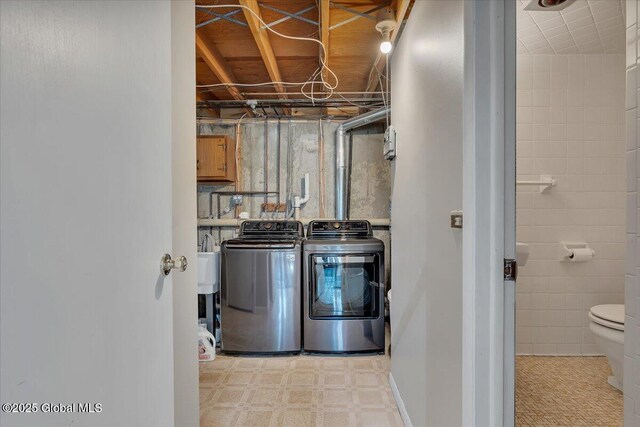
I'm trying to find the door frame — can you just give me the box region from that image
[171,1,199,426]
[461,0,516,426]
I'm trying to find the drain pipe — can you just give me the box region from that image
[335,107,390,219]
[293,173,311,220]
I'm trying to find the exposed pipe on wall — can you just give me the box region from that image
[198,217,391,228]
[293,173,311,220]
[276,120,282,206]
[335,107,390,219]
[264,118,268,206]
[318,119,326,217]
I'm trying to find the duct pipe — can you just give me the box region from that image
[335,107,390,219]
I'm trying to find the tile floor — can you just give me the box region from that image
[199,349,402,427]
[201,350,622,426]
[516,356,623,426]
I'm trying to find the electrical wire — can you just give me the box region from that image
[196,4,338,103]
[385,54,390,128]
[378,72,386,108]
[334,93,385,109]
[366,52,382,93]
[197,81,318,88]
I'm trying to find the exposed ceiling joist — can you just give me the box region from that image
[319,0,331,115]
[195,0,413,118]
[320,0,330,74]
[195,32,244,101]
[238,0,288,100]
[364,0,411,93]
[195,32,256,117]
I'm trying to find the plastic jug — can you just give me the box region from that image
[198,324,216,362]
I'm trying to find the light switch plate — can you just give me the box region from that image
[450,210,463,229]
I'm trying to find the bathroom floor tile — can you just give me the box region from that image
[516,356,623,426]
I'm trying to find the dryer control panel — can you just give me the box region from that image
[307,220,372,238]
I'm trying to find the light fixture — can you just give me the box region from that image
[380,37,392,54]
[375,8,396,54]
[524,0,578,11]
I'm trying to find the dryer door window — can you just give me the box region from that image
[310,254,380,319]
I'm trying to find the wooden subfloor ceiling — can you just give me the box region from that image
[195,0,413,118]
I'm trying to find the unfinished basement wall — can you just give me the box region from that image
[196,119,391,281]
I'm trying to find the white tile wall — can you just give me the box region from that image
[516,53,626,356]
[625,1,640,424]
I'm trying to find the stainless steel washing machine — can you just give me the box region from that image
[303,220,385,354]
[220,220,304,354]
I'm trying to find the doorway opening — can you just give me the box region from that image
[514,1,626,425]
[193,2,412,425]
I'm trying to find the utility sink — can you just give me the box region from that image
[516,242,529,267]
[198,250,220,294]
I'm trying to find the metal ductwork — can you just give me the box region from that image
[335,107,390,219]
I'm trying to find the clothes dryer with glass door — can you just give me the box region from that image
[303,220,385,353]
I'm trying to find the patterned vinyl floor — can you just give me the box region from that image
[199,349,402,427]
[201,352,622,426]
[516,356,623,426]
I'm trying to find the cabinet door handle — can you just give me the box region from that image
[196,160,200,171]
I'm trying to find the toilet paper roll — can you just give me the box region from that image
[569,248,594,262]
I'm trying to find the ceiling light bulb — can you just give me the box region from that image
[375,8,395,55]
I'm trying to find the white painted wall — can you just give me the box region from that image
[624,1,640,424]
[0,1,186,425]
[516,53,626,356]
[171,1,199,426]
[390,1,463,425]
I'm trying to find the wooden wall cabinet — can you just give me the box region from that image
[196,135,236,183]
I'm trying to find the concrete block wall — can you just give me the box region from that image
[516,53,626,355]
[625,1,640,424]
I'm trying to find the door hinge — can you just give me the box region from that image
[504,259,518,281]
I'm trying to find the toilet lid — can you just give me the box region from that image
[590,304,624,331]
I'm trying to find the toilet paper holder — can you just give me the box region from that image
[558,242,595,262]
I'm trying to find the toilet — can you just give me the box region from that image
[589,304,624,392]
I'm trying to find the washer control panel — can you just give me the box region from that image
[307,220,372,238]
[240,220,304,236]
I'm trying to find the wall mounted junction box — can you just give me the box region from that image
[383,125,396,160]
